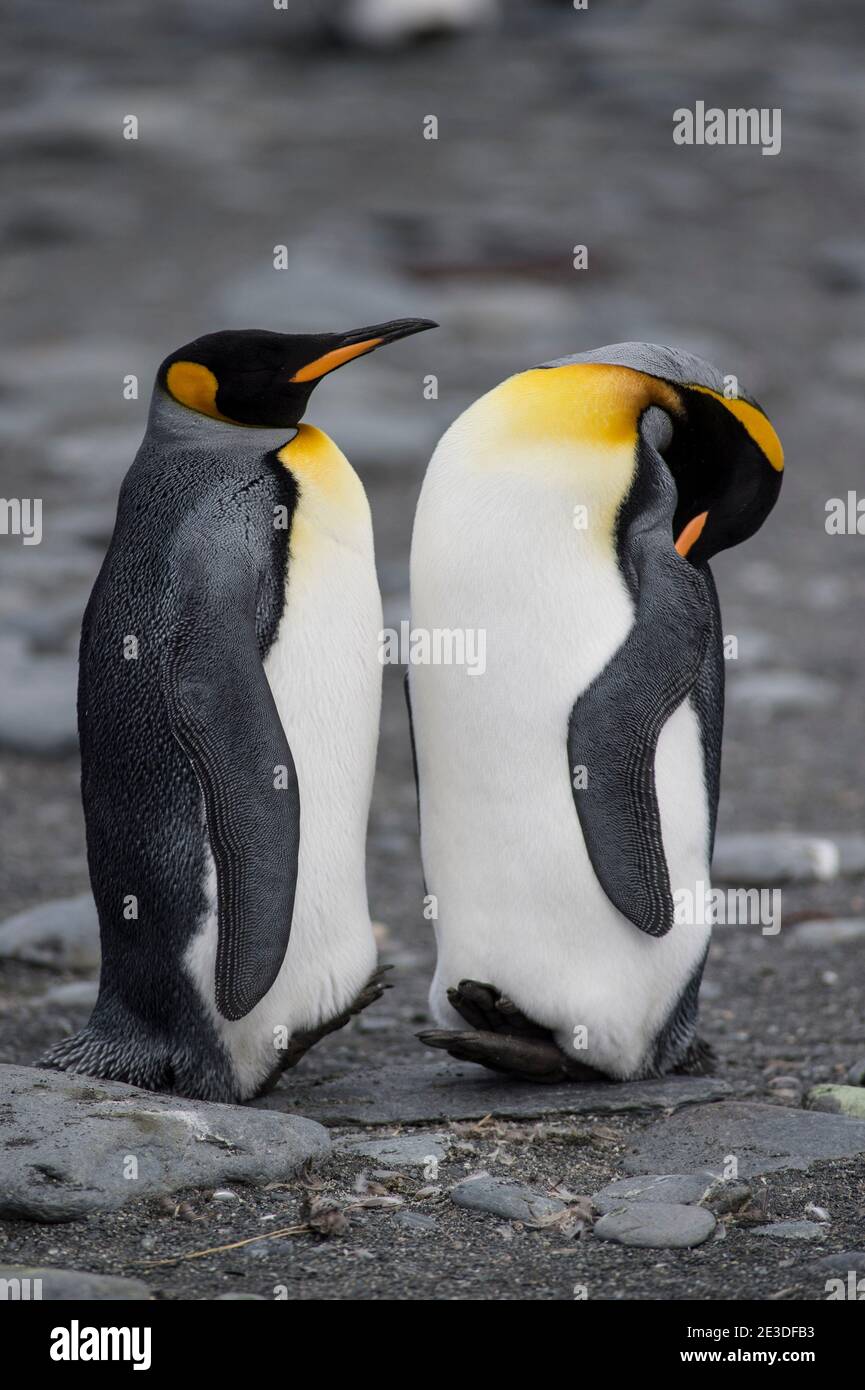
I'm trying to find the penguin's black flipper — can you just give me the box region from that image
[163,532,300,1022]
[568,410,716,939]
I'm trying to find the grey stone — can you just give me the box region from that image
[752,1221,827,1241]
[813,1251,865,1276]
[0,895,100,971]
[0,647,78,755]
[591,1174,708,1213]
[255,1059,731,1127]
[451,1176,565,1224]
[338,1132,451,1170]
[728,671,837,716]
[594,1202,716,1249]
[624,1102,865,1179]
[214,1292,267,1300]
[805,1085,865,1120]
[791,919,865,948]
[0,1266,151,1300]
[712,833,840,886]
[393,1211,438,1232]
[0,1064,330,1222]
[845,1058,865,1087]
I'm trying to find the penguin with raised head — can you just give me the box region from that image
[409,343,783,1082]
[44,318,436,1101]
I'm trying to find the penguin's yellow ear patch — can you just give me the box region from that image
[166,360,236,423]
[688,385,784,473]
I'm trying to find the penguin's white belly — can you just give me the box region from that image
[411,469,711,1079]
[186,508,381,1096]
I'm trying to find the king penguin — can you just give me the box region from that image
[408,343,783,1082]
[44,318,436,1102]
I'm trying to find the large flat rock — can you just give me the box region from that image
[624,1101,865,1179]
[255,1059,731,1127]
[0,1065,330,1222]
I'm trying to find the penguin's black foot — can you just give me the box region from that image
[254,967,392,1095]
[672,1036,717,1076]
[417,979,604,1083]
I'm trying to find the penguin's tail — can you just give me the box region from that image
[40,1005,240,1103]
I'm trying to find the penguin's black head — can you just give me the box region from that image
[158,320,437,428]
[535,343,783,566]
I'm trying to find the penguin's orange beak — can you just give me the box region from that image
[674,510,709,557]
[290,337,383,382]
[290,318,437,383]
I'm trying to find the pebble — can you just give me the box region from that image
[591,1174,708,1214]
[0,895,100,971]
[845,1058,865,1086]
[339,1132,451,1171]
[214,1292,267,1300]
[767,1075,803,1104]
[752,1221,827,1241]
[791,919,865,948]
[813,1250,865,1276]
[594,1202,716,1249]
[451,1176,565,1224]
[805,1085,865,1120]
[393,1211,438,1233]
[0,1266,151,1300]
[712,833,840,886]
[624,1101,865,1179]
[0,1064,330,1221]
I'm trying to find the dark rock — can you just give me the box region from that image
[256,1059,731,1127]
[338,1132,451,1170]
[624,1102,865,1179]
[591,1174,708,1213]
[0,1064,330,1222]
[394,1211,437,1232]
[752,1220,827,1241]
[451,1176,564,1223]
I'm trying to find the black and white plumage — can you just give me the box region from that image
[411,343,782,1081]
[44,321,435,1101]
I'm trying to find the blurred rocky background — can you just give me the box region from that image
[0,0,863,1300]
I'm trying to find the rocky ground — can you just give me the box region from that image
[0,0,864,1301]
